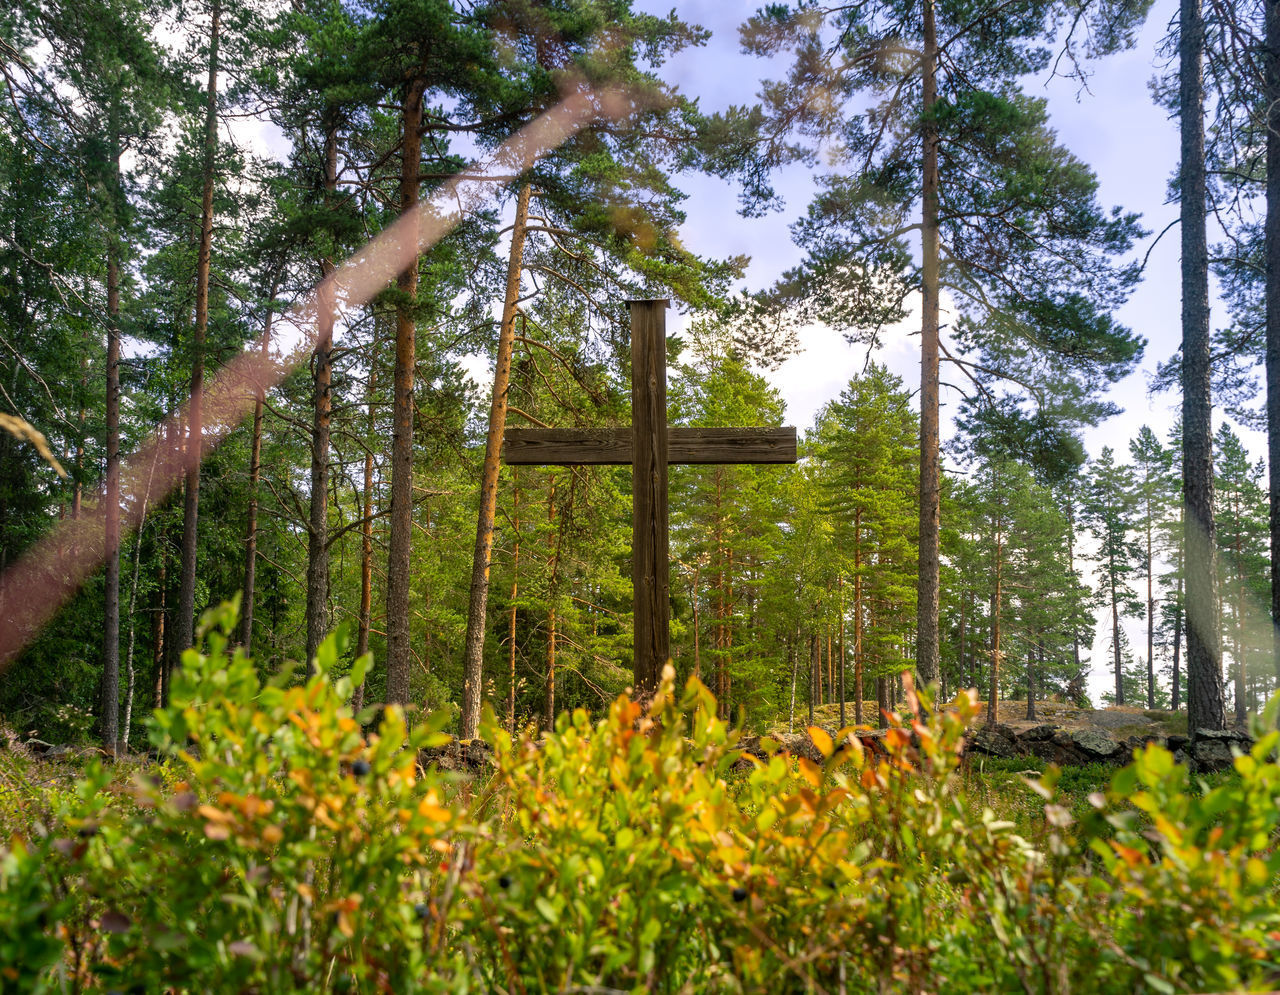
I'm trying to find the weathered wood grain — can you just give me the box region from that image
[502,426,798,465]
[630,300,669,696]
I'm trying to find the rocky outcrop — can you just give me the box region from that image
[965,723,1129,766]
[959,721,1262,771]
[419,738,493,774]
[1185,727,1254,773]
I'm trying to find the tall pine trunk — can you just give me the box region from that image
[1109,550,1124,705]
[1266,0,1280,690]
[176,0,220,655]
[240,289,276,652]
[1146,497,1156,708]
[353,346,377,713]
[305,116,339,670]
[460,182,533,739]
[837,572,846,729]
[915,0,942,686]
[987,532,1002,727]
[384,77,426,706]
[506,471,520,733]
[1025,644,1036,721]
[100,112,122,751]
[1179,0,1226,731]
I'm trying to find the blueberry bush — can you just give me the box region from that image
[2,601,1278,992]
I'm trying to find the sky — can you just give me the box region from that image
[636,0,1266,702]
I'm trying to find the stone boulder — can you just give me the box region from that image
[1069,729,1123,761]
[419,738,493,774]
[967,724,1018,760]
[1187,727,1253,773]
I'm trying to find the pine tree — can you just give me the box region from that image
[1214,424,1270,722]
[743,0,1147,685]
[1083,447,1142,707]
[1179,0,1226,731]
[810,364,917,727]
[1130,425,1175,709]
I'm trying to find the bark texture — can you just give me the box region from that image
[1179,0,1226,731]
[175,1,220,655]
[914,0,942,686]
[101,159,121,751]
[384,78,425,706]
[1266,0,1280,688]
[460,182,532,738]
[240,293,275,653]
[305,117,339,670]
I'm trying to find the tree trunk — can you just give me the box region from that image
[152,573,165,710]
[241,288,276,653]
[305,114,339,671]
[826,624,834,709]
[175,1,220,656]
[854,553,864,726]
[1266,0,1280,692]
[788,634,797,734]
[353,349,378,713]
[1025,644,1036,721]
[1110,552,1124,706]
[1180,0,1226,732]
[507,471,520,733]
[544,607,556,731]
[1235,523,1248,724]
[384,77,426,707]
[460,182,533,738]
[120,449,158,752]
[543,476,561,731]
[914,0,942,686]
[808,631,818,726]
[987,529,1003,727]
[837,572,846,729]
[1172,505,1185,710]
[101,133,121,752]
[1146,497,1156,709]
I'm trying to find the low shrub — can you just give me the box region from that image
[1,601,1278,993]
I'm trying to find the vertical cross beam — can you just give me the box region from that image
[630,299,669,695]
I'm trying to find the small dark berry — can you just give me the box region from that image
[498,874,512,890]
[351,759,371,777]
[731,887,748,903]
[414,903,430,920]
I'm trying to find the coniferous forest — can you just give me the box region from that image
[5,0,1280,991]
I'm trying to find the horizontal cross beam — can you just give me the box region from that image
[502,426,797,466]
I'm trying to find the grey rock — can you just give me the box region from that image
[1069,729,1121,759]
[968,727,1017,759]
[1188,738,1235,773]
[1187,727,1252,772]
[1020,725,1060,742]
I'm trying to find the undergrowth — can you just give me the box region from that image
[2,601,1278,993]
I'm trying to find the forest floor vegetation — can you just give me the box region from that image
[1,603,1278,993]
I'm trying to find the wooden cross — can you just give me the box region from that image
[502,300,797,695]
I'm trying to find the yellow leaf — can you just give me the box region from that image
[808,726,833,759]
[798,758,822,788]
